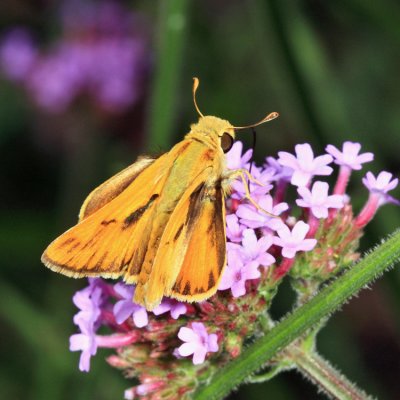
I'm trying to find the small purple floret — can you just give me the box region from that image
[113,283,148,328]
[278,143,333,187]
[296,181,344,218]
[326,142,373,170]
[175,322,218,365]
[273,221,317,258]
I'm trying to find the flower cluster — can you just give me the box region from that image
[0,0,149,113]
[68,140,398,399]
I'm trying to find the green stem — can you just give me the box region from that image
[193,229,400,400]
[288,348,373,400]
[147,0,190,149]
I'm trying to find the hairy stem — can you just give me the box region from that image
[288,347,373,400]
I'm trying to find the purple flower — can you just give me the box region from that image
[1,1,149,113]
[113,283,148,328]
[236,194,288,231]
[226,141,253,170]
[0,28,37,81]
[326,142,373,170]
[273,221,317,258]
[218,248,262,297]
[231,166,274,200]
[70,324,98,372]
[226,214,245,243]
[175,322,218,365]
[362,171,398,197]
[264,156,293,182]
[278,143,333,187]
[355,171,400,228]
[152,298,187,320]
[72,279,107,332]
[228,228,275,268]
[296,181,344,218]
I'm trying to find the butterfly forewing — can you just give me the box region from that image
[42,152,174,279]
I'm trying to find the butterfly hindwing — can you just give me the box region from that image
[136,173,226,309]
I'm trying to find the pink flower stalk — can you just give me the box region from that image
[95,332,140,348]
[273,221,317,258]
[175,323,219,365]
[277,143,333,187]
[355,171,400,228]
[296,181,344,219]
[326,142,374,195]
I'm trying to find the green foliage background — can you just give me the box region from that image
[0,1,400,399]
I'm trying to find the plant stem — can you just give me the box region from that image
[193,229,400,400]
[288,347,373,400]
[147,0,190,149]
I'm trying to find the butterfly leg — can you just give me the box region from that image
[223,169,278,217]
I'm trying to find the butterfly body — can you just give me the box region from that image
[42,116,237,310]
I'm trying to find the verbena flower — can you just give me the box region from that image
[296,181,344,218]
[0,0,149,113]
[277,143,333,187]
[113,283,148,327]
[218,247,262,297]
[175,322,219,364]
[273,221,317,258]
[66,140,398,398]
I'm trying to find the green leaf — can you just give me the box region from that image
[193,229,400,399]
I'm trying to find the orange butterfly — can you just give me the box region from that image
[41,78,278,310]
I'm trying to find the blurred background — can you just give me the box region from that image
[1,0,400,399]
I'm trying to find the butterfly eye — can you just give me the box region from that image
[220,132,234,153]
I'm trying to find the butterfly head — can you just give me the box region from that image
[191,116,236,153]
[191,77,279,153]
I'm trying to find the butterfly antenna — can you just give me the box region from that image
[192,77,204,118]
[233,111,279,130]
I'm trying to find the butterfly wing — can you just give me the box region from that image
[41,150,181,280]
[136,175,226,309]
[79,156,155,220]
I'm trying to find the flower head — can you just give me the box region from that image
[113,283,148,328]
[296,181,344,218]
[278,143,333,187]
[273,221,317,258]
[326,142,373,170]
[175,322,218,365]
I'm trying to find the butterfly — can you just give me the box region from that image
[41,78,279,311]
